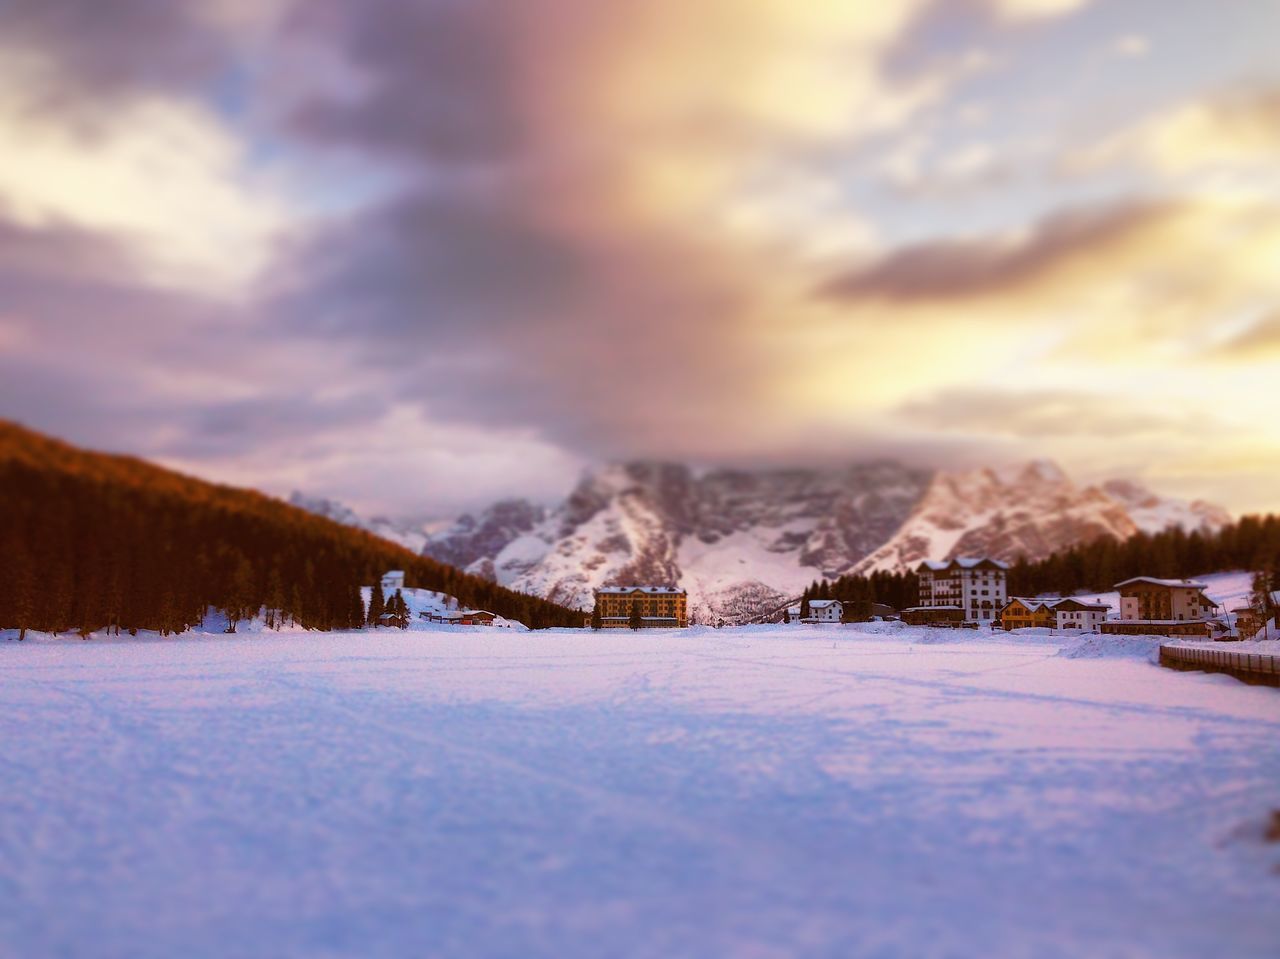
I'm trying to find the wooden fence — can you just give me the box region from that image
[1158,644,1280,687]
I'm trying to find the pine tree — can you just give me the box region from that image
[629,596,642,630]
[391,590,408,628]
[349,583,365,630]
[367,580,385,627]
[591,603,602,631]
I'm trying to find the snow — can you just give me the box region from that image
[1115,576,1210,589]
[2,625,1278,959]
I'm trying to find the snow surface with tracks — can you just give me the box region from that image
[2,624,1278,959]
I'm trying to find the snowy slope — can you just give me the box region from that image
[361,584,529,630]
[2,627,1277,959]
[1101,479,1233,535]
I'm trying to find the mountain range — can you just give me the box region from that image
[293,458,1230,623]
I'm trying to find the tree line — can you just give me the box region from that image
[0,421,582,638]
[1004,514,1280,598]
[797,570,919,622]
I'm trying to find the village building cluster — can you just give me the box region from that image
[383,555,1272,642]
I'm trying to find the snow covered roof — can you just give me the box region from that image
[1004,596,1107,613]
[917,557,1009,572]
[786,606,801,614]
[1114,577,1209,590]
[1004,597,1056,612]
[595,586,686,595]
[808,600,841,609]
[1050,598,1110,611]
[383,570,405,577]
[902,605,963,612]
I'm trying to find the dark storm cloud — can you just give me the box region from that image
[0,0,230,98]
[168,393,388,458]
[266,0,774,456]
[285,0,528,163]
[290,187,584,345]
[820,200,1181,303]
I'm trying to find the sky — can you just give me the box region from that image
[1,0,1279,520]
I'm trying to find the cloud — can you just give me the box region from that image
[988,0,1093,19]
[818,199,1182,303]
[1214,313,1280,357]
[1,0,1279,519]
[1066,86,1280,177]
[0,53,293,295]
[1111,34,1149,58]
[900,388,1188,438]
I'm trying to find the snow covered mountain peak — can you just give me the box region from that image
[423,460,933,622]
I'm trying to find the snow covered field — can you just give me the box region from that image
[2,625,1278,959]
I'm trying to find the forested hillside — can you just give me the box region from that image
[1005,516,1280,597]
[799,514,1280,618]
[0,421,582,637]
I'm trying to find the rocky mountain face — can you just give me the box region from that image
[293,459,1232,625]
[422,461,933,622]
[287,492,431,554]
[1098,479,1232,535]
[851,461,1230,575]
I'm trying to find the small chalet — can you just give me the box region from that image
[807,599,843,623]
[1052,598,1109,632]
[1000,598,1056,631]
[420,608,497,626]
[381,570,406,592]
[786,599,848,624]
[901,605,964,627]
[1000,597,1110,632]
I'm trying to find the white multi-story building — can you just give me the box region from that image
[915,558,1008,624]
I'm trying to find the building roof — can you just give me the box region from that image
[383,570,405,577]
[1114,576,1209,590]
[1050,597,1110,611]
[595,586,686,595]
[917,557,1010,573]
[786,605,801,614]
[1005,596,1108,613]
[1003,596,1056,612]
[902,605,963,612]
[808,599,841,609]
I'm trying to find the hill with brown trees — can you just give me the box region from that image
[0,421,582,637]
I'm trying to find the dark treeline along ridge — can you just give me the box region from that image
[799,516,1280,619]
[0,421,582,638]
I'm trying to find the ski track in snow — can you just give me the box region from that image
[1,627,1278,959]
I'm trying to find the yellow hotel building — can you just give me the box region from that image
[593,586,688,628]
